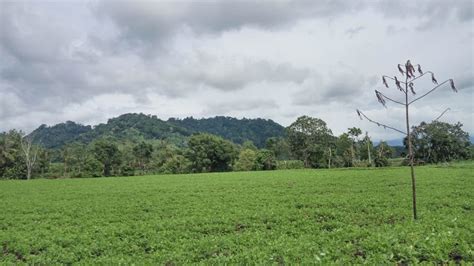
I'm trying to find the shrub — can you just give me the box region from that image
[276,160,305,170]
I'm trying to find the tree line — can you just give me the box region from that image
[0,116,471,179]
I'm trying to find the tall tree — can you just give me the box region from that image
[186,133,238,172]
[92,139,122,176]
[287,116,333,168]
[360,132,375,166]
[0,130,26,179]
[347,127,362,165]
[133,141,154,174]
[409,121,470,163]
[234,149,258,171]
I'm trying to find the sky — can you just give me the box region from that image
[0,0,473,141]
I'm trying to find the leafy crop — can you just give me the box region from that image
[1,162,473,264]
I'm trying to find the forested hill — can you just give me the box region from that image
[29,113,285,149]
[29,121,92,149]
[168,117,285,147]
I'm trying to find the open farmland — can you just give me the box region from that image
[1,163,473,264]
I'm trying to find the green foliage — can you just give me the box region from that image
[286,116,334,168]
[186,134,238,173]
[265,137,291,160]
[29,121,92,149]
[409,121,470,163]
[1,163,472,264]
[276,160,305,169]
[335,133,354,167]
[255,149,277,170]
[374,141,393,167]
[160,154,191,174]
[0,130,27,179]
[92,140,122,176]
[234,149,258,171]
[169,116,285,148]
[133,141,154,173]
[29,114,285,150]
[241,140,257,151]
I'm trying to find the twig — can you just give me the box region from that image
[433,108,451,122]
[409,80,451,105]
[356,109,406,135]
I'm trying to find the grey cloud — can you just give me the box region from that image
[454,71,474,91]
[205,99,278,115]
[345,26,365,38]
[293,71,374,106]
[170,54,310,91]
[375,0,473,31]
[0,0,472,139]
[94,0,363,47]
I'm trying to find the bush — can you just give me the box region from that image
[255,149,277,170]
[374,156,389,167]
[234,149,258,171]
[276,160,305,170]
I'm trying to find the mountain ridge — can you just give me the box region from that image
[29,113,286,149]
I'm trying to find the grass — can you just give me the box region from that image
[1,162,473,264]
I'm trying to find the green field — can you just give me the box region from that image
[1,163,473,264]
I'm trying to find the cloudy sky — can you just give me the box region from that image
[1,0,473,141]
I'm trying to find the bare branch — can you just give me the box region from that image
[433,108,451,122]
[405,71,434,83]
[408,79,453,105]
[356,109,406,135]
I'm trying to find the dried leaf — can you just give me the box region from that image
[405,60,415,78]
[356,109,363,120]
[375,90,386,107]
[450,79,457,92]
[431,73,438,84]
[397,64,405,76]
[394,76,403,91]
[409,82,416,95]
[417,64,423,75]
[382,76,389,88]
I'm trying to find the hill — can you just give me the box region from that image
[29,113,285,149]
[168,116,285,147]
[30,121,92,149]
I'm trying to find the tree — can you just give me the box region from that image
[92,139,122,176]
[374,141,393,167]
[0,130,26,179]
[36,148,51,177]
[357,60,458,219]
[335,133,354,167]
[255,149,277,170]
[20,135,39,180]
[234,149,258,171]
[133,141,153,174]
[347,127,362,165]
[360,132,375,166]
[409,121,470,163]
[287,116,333,168]
[265,137,291,160]
[186,133,238,172]
[160,154,191,174]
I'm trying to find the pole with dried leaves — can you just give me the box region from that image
[356,60,457,220]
